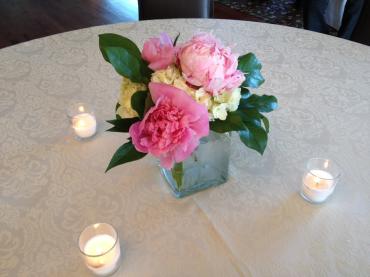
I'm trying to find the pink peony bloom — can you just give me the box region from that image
[141,33,176,71]
[129,82,209,169]
[178,33,245,95]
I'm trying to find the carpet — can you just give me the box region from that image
[215,0,304,28]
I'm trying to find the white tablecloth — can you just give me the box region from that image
[0,19,369,276]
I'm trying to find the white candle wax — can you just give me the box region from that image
[83,234,121,276]
[72,113,97,138]
[302,169,335,203]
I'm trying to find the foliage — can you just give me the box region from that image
[105,140,147,172]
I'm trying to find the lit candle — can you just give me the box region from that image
[300,158,341,203]
[302,169,335,203]
[72,112,97,139]
[79,223,121,276]
[84,234,120,275]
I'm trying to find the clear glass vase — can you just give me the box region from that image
[160,131,231,198]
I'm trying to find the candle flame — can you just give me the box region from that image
[77,119,86,128]
[324,160,329,169]
[78,105,85,112]
[93,223,100,229]
[314,176,320,184]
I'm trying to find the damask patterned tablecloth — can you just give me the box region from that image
[0,19,369,276]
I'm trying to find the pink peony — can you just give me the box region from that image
[141,33,176,71]
[129,82,209,169]
[178,33,245,95]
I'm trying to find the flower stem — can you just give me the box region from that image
[172,162,183,190]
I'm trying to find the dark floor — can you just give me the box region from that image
[216,0,303,28]
[0,0,259,49]
[0,0,137,48]
[1,0,367,48]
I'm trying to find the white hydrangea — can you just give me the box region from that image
[211,103,229,120]
[151,65,179,85]
[116,77,147,118]
[151,65,197,98]
[194,88,212,110]
[211,88,241,120]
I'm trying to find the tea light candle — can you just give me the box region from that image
[79,223,121,276]
[302,170,335,203]
[72,112,97,138]
[68,103,97,139]
[300,158,341,203]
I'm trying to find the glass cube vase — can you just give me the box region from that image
[160,132,231,198]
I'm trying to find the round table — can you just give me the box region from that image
[0,19,369,276]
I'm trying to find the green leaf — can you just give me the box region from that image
[238,53,262,72]
[115,102,121,112]
[210,111,246,133]
[140,60,153,84]
[144,93,155,114]
[238,53,265,88]
[106,118,140,132]
[173,33,180,46]
[115,103,122,119]
[99,33,152,83]
[105,47,143,83]
[99,34,152,84]
[239,123,267,155]
[261,115,270,133]
[106,141,146,172]
[240,87,251,98]
[99,33,142,61]
[242,69,265,88]
[131,90,148,118]
[238,108,263,121]
[172,162,183,190]
[239,94,278,113]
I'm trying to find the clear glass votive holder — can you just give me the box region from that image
[67,102,97,139]
[78,223,121,276]
[300,158,341,203]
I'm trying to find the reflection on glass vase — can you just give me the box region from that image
[160,131,231,198]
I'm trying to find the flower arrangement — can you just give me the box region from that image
[99,32,277,179]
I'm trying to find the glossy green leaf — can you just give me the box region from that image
[238,53,264,88]
[115,103,122,119]
[239,94,278,113]
[238,108,263,121]
[99,33,141,61]
[115,102,121,112]
[106,141,146,172]
[105,47,143,82]
[140,60,153,83]
[261,115,270,133]
[210,111,246,133]
[99,33,151,83]
[238,106,270,132]
[131,90,148,118]
[240,87,251,98]
[106,118,140,132]
[238,53,262,72]
[242,69,265,88]
[239,123,267,155]
[144,93,155,114]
